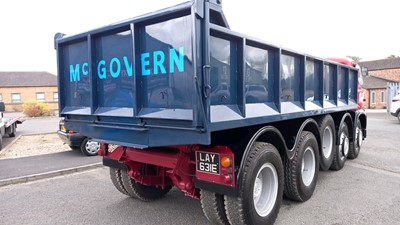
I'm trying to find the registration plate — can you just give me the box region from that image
[196,151,220,175]
[60,125,66,132]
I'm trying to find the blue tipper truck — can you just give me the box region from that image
[54,0,367,224]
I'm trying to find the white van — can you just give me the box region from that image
[390,93,400,122]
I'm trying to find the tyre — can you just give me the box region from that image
[120,169,172,201]
[9,124,16,137]
[330,122,349,170]
[109,168,129,196]
[348,118,362,159]
[317,115,335,171]
[284,131,319,202]
[225,142,284,225]
[80,138,100,156]
[200,190,229,225]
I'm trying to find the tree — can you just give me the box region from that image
[346,55,362,63]
[387,55,399,59]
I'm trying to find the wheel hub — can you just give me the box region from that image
[254,177,262,201]
[339,133,349,157]
[356,127,363,147]
[86,141,100,154]
[322,127,333,159]
[253,163,278,217]
[301,147,316,186]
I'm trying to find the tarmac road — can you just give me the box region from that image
[0,150,101,182]
[358,111,400,173]
[0,161,399,225]
[0,110,399,224]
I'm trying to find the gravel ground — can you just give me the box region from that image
[0,133,71,159]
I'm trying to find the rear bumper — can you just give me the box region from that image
[57,130,85,147]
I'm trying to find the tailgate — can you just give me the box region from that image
[56,8,194,121]
[55,2,210,148]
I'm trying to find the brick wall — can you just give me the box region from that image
[0,86,59,112]
[370,68,400,82]
[363,88,387,109]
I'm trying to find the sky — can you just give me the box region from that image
[1,0,399,75]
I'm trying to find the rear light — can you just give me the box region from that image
[60,124,67,132]
[221,156,232,168]
[68,130,75,134]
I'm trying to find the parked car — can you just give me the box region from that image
[245,84,268,103]
[390,93,400,122]
[57,119,100,156]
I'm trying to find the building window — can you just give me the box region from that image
[11,93,21,103]
[0,93,2,102]
[371,91,376,104]
[36,92,45,102]
[380,91,385,103]
[53,92,58,102]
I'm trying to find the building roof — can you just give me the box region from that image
[362,74,398,89]
[359,58,400,71]
[0,72,57,87]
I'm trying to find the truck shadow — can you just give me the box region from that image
[109,188,210,225]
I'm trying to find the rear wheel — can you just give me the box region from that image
[80,138,100,156]
[225,142,283,225]
[317,115,335,171]
[200,190,229,225]
[120,169,172,201]
[109,168,129,196]
[348,118,362,159]
[284,131,319,202]
[330,122,349,170]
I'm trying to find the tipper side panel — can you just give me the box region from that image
[58,15,194,120]
[205,24,359,131]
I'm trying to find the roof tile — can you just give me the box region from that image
[359,58,400,71]
[0,72,57,87]
[362,74,398,89]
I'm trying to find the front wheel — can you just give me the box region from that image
[225,142,283,225]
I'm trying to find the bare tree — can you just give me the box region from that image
[387,55,399,59]
[346,55,362,63]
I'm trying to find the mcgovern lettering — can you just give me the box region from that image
[69,47,185,82]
